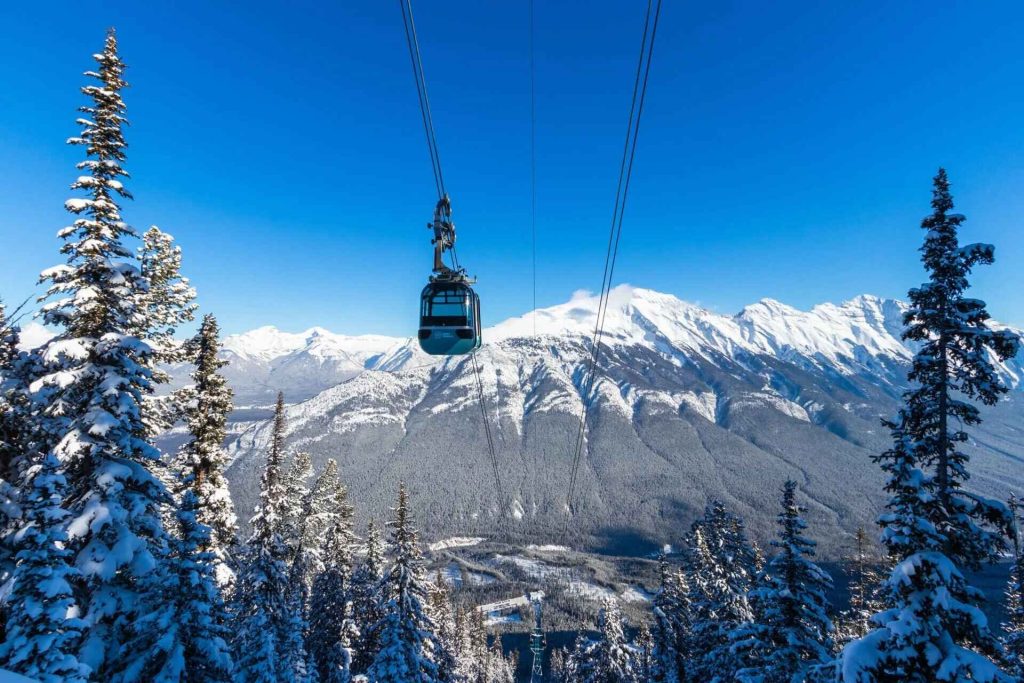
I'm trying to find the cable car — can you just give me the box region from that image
[418,281,481,355]
[417,195,482,355]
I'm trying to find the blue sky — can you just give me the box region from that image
[2,1,1022,336]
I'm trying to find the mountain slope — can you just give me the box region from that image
[216,286,1024,557]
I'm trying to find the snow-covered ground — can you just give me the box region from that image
[428,536,486,552]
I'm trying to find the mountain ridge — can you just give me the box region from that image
[211,286,1024,557]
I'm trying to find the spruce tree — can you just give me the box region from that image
[0,303,36,619]
[732,481,834,683]
[307,462,359,681]
[650,556,688,683]
[117,489,233,682]
[172,490,234,682]
[486,637,517,683]
[283,450,314,563]
[0,454,89,682]
[840,169,1020,682]
[351,518,386,674]
[308,521,360,683]
[136,226,196,435]
[428,571,461,682]
[366,483,447,682]
[233,391,307,682]
[835,527,885,645]
[1002,497,1024,679]
[301,458,350,589]
[179,313,238,587]
[568,598,638,683]
[686,502,756,681]
[634,623,655,682]
[33,28,175,676]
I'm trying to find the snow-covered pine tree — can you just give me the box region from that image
[0,300,33,487]
[0,302,36,610]
[732,480,834,683]
[308,519,360,683]
[233,391,308,682]
[454,605,489,683]
[283,450,314,563]
[280,451,317,683]
[840,169,1020,683]
[0,454,89,683]
[120,489,233,683]
[301,458,350,589]
[366,483,447,682]
[649,555,688,683]
[485,637,516,683]
[137,226,196,367]
[351,518,386,675]
[173,489,234,682]
[834,527,885,645]
[1002,496,1024,679]
[32,28,179,677]
[567,598,638,683]
[635,623,655,682]
[179,313,238,588]
[550,647,568,683]
[428,571,460,681]
[686,502,756,682]
[136,225,196,435]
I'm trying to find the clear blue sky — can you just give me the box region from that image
[2,1,1022,336]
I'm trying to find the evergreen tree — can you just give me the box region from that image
[732,481,834,683]
[0,300,35,487]
[486,637,517,683]
[137,226,197,366]
[635,623,655,682]
[136,226,196,435]
[567,599,638,683]
[283,450,314,562]
[0,302,36,626]
[835,527,885,645]
[117,489,233,682]
[302,458,350,589]
[0,454,89,682]
[686,502,757,682]
[649,555,688,683]
[32,28,176,676]
[367,483,447,682]
[308,520,360,683]
[173,490,234,682]
[307,470,358,683]
[233,392,308,682]
[179,314,238,587]
[840,169,1020,682]
[1002,496,1024,680]
[455,606,489,683]
[428,571,460,681]
[351,518,386,674]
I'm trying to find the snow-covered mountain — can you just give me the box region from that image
[208,286,1024,557]
[216,326,405,404]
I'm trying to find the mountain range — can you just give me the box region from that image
[170,286,1024,558]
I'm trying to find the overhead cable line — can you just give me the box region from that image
[563,0,663,531]
[399,0,446,200]
[530,0,538,336]
[400,0,506,522]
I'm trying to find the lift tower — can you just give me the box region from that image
[529,592,546,682]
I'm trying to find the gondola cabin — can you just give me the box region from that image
[418,281,481,355]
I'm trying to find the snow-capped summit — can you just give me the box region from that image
[222,325,400,363]
[211,286,1020,405]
